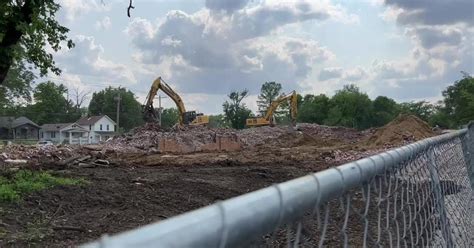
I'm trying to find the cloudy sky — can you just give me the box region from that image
[48,0,473,114]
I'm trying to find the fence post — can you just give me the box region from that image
[461,122,474,190]
[428,146,454,247]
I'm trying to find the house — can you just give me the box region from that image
[76,115,117,143]
[40,123,90,144]
[0,116,40,140]
[39,115,117,144]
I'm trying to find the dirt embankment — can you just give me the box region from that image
[366,114,435,147]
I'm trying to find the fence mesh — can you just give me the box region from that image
[254,134,474,247]
[81,128,474,248]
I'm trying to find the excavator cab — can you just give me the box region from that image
[183,111,209,126]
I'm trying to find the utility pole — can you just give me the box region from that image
[114,93,121,133]
[158,94,162,126]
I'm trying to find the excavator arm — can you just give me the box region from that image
[143,77,209,126]
[246,90,298,127]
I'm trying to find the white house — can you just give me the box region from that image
[40,123,89,144]
[76,115,117,143]
[40,115,117,144]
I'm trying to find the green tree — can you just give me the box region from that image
[160,108,179,129]
[324,84,373,129]
[442,74,474,127]
[257,82,282,116]
[88,87,143,131]
[223,90,252,129]
[372,96,399,127]
[297,94,330,124]
[0,1,74,84]
[27,81,78,124]
[399,101,435,122]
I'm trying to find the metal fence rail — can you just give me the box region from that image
[81,124,474,248]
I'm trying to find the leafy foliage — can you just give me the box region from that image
[23,81,79,124]
[297,94,330,124]
[160,108,179,128]
[399,101,435,122]
[257,82,282,116]
[88,87,143,131]
[324,85,373,129]
[372,96,399,127]
[442,75,474,127]
[223,90,252,129]
[0,0,74,84]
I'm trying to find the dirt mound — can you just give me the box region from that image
[367,114,434,147]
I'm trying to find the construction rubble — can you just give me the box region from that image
[0,114,438,168]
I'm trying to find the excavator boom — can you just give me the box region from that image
[246,90,297,127]
[142,77,209,126]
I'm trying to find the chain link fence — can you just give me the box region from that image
[81,125,474,248]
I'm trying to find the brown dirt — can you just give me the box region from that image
[0,119,440,247]
[366,114,435,147]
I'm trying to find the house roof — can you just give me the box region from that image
[41,123,73,132]
[0,116,39,128]
[76,115,114,125]
[12,117,40,128]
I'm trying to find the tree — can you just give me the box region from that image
[0,1,74,84]
[257,82,282,116]
[297,94,330,124]
[223,90,252,129]
[324,84,373,129]
[372,96,399,127]
[0,61,35,112]
[27,81,78,124]
[442,74,474,127]
[88,87,143,131]
[399,101,435,122]
[160,108,179,129]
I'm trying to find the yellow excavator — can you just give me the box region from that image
[246,90,298,127]
[143,77,209,126]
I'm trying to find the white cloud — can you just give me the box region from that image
[57,0,108,21]
[95,16,112,30]
[55,35,136,86]
[124,1,347,95]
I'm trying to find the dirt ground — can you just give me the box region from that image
[0,115,437,247]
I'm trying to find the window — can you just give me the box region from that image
[51,132,56,138]
[114,125,117,132]
[106,124,109,131]
[41,132,43,138]
[100,124,103,130]
[89,125,92,130]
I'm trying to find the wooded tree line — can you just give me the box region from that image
[221,74,474,130]
[1,74,473,131]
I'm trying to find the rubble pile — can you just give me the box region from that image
[1,144,75,161]
[297,123,362,140]
[106,124,240,153]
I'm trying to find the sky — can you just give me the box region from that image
[46,0,474,114]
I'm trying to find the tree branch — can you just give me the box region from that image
[127,0,134,17]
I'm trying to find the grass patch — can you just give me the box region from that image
[0,170,85,202]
